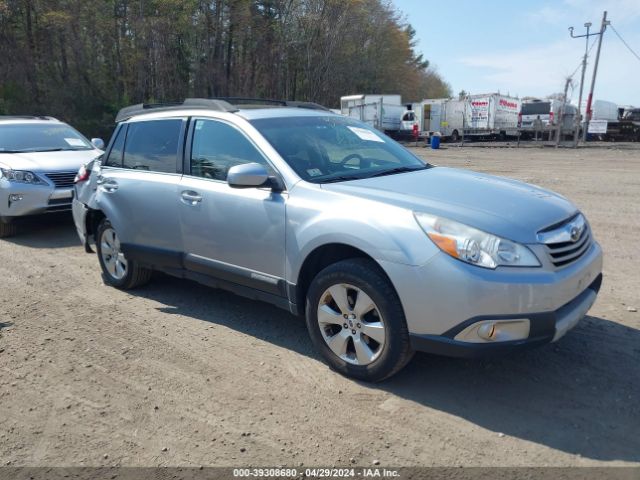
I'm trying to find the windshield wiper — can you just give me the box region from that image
[364,165,427,179]
[1,148,68,153]
[320,175,367,184]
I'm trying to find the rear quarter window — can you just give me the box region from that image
[123,119,183,173]
[103,125,126,167]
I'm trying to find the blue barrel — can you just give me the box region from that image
[430,135,441,149]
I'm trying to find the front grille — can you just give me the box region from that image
[48,197,72,206]
[46,205,72,212]
[45,171,76,188]
[539,215,592,268]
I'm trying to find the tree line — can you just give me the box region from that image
[0,0,451,138]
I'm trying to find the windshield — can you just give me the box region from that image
[251,115,429,183]
[0,123,93,153]
[521,102,551,116]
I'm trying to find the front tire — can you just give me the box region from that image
[0,217,17,238]
[305,258,414,382]
[96,219,152,289]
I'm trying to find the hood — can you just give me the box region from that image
[0,149,102,173]
[321,167,578,243]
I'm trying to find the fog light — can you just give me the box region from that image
[454,318,530,343]
[9,194,23,202]
[477,322,497,340]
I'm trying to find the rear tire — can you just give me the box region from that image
[96,219,152,289]
[450,130,460,142]
[305,258,414,382]
[0,218,17,238]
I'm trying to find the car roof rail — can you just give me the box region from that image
[214,97,332,112]
[0,115,59,121]
[285,100,332,111]
[114,98,238,123]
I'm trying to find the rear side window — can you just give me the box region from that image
[123,119,183,173]
[103,125,126,167]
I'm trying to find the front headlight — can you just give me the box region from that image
[0,168,45,185]
[414,212,540,269]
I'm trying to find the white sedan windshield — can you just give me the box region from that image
[0,123,92,153]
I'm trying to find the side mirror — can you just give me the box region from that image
[91,138,105,150]
[227,163,283,191]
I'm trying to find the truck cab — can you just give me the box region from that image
[519,99,577,131]
[400,110,418,137]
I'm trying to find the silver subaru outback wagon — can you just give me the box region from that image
[72,98,603,382]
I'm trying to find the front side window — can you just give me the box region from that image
[190,119,271,181]
[0,123,93,153]
[123,119,183,173]
[251,115,428,183]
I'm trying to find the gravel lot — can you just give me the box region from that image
[1,144,639,468]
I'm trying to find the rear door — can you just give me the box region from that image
[96,117,186,268]
[178,117,286,295]
[429,103,440,133]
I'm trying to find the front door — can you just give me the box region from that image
[178,117,286,296]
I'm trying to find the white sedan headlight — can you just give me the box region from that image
[414,212,540,269]
[0,168,45,185]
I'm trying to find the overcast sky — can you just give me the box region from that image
[391,0,640,106]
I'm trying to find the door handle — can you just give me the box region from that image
[181,190,202,205]
[97,177,118,192]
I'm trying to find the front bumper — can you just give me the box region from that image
[0,179,73,217]
[379,241,603,356]
[409,274,601,357]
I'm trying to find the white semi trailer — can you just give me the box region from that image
[340,94,407,135]
[407,93,521,141]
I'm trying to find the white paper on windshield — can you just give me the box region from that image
[347,126,384,143]
[64,138,86,147]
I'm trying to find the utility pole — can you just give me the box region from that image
[556,77,572,147]
[583,11,609,141]
[569,21,592,146]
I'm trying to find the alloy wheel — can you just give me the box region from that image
[100,227,128,280]
[317,283,386,366]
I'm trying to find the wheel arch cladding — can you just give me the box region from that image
[293,243,400,315]
[87,208,106,241]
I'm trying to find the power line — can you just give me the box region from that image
[609,23,640,63]
[566,37,597,103]
[569,37,597,80]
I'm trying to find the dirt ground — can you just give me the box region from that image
[1,144,639,468]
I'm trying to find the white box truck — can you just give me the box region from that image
[464,93,521,138]
[340,94,406,135]
[404,98,452,138]
[411,98,466,141]
[409,94,521,141]
[591,100,619,121]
